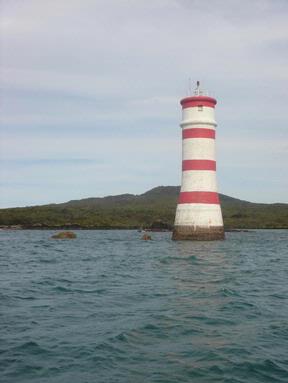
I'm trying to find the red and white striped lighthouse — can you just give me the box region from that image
[172,82,225,240]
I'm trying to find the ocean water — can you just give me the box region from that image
[0,230,288,383]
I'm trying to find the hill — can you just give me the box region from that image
[0,186,287,229]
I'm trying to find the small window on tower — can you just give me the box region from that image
[198,105,203,111]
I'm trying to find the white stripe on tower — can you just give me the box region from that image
[172,82,224,241]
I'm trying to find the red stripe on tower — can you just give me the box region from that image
[180,96,217,109]
[182,160,216,171]
[178,191,220,205]
[182,128,215,139]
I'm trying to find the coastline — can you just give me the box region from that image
[1,225,287,231]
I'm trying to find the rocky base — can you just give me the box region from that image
[172,225,225,241]
[51,231,77,239]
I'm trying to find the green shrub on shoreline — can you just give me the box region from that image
[0,186,287,230]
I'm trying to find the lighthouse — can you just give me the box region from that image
[172,82,225,240]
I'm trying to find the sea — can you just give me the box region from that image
[0,229,288,383]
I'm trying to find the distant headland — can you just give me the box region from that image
[0,186,287,230]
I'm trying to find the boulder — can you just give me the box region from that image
[51,231,76,239]
[148,220,173,231]
[141,233,152,240]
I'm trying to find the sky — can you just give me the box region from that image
[1,0,288,207]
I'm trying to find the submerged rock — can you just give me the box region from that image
[148,220,173,231]
[141,233,152,241]
[51,231,76,239]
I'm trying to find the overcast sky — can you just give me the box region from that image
[1,0,288,207]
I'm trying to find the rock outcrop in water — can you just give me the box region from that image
[51,231,76,239]
[147,220,173,231]
[141,233,152,240]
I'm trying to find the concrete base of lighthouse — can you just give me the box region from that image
[172,203,225,241]
[172,225,225,241]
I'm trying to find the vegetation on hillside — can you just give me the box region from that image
[0,186,287,229]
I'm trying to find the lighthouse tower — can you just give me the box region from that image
[172,82,225,240]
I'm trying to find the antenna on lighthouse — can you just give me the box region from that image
[195,81,200,96]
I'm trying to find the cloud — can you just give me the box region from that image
[1,0,288,206]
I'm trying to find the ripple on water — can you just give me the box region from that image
[159,254,199,265]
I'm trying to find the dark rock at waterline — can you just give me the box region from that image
[141,234,152,240]
[147,220,173,231]
[51,231,77,239]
